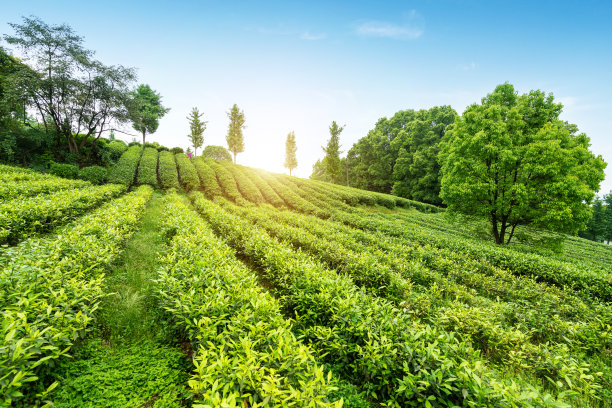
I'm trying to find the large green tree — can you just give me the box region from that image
[4,16,136,158]
[127,84,169,146]
[187,107,206,155]
[346,106,456,200]
[202,145,231,161]
[439,84,606,244]
[226,104,245,164]
[284,131,298,176]
[320,121,344,184]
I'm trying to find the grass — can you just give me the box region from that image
[49,192,192,407]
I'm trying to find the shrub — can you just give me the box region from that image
[192,157,223,199]
[202,145,231,161]
[104,140,128,163]
[158,151,179,189]
[78,166,107,185]
[107,145,142,185]
[136,147,159,187]
[49,163,79,179]
[175,153,199,191]
[170,147,184,154]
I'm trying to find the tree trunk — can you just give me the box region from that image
[233,151,236,164]
[142,130,146,146]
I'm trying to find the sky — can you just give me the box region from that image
[2,0,611,193]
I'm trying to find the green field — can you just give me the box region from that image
[1,155,611,408]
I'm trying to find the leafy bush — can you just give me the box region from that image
[49,162,79,179]
[202,145,231,161]
[107,145,142,185]
[192,157,222,199]
[0,183,126,245]
[205,159,243,202]
[0,186,153,405]
[78,165,107,185]
[170,147,184,154]
[136,147,159,186]
[157,192,341,406]
[219,161,264,203]
[105,140,128,162]
[174,153,199,191]
[158,151,179,189]
[0,165,90,199]
[239,165,286,207]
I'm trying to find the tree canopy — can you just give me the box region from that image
[127,84,169,146]
[226,104,245,164]
[3,16,136,158]
[317,121,344,184]
[439,83,607,244]
[284,131,298,176]
[187,107,206,156]
[202,145,231,161]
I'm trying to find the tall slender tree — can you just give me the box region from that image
[322,121,344,184]
[226,104,245,164]
[284,131,298,176]
[187,107,206,156]
[127,84,169,145]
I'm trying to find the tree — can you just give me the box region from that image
[187,107,206,155]
[127,84,169,146]
[284,131,298,176]
[581,197,606,241]
[226,104,245,164]
[604,192,612,243]
[322,121,344,184]
[439,83,606,244]
[310,159,328,182]
[202,145,231,161]
[4,16,136,158]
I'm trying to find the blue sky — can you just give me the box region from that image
[2,0,611,193]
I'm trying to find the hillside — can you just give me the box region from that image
[1,156,611,408]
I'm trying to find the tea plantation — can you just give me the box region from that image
[1,153,610,408]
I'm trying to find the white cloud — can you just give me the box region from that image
[458,62,478,71]
[355,11,424,40]
[300,31,326,41]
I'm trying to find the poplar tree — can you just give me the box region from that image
[284,131,298,176]
[226,104,245,164]
[323,121,344,184]
[187,107,206,156]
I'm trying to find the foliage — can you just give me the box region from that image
[50,339,190,407]
[202,144,231,161]
[0,182,125,245]
[191,194,572,407]
[158,192,341,407]
[0,185,152,406]
[226,104,245,164]
[48,162,78,179]
[107,145,142,185]
[170,147,183,154]
[186,107,206,156]
[126,84,169,145]
[321,121,344,184]
[78,165,107,185]
[219,161,264,203]
[174,153,199,191]
[3,16,136,158]
[104,140,128,163]
[284,131,298,175]
[158,151,179,189]
[391,106,457,204]
[0,166,90,199]
[192,157,223,199]
[239,165,286,207]
[136,147,159,186]
[439,84,607,244]
[206,158,243,203]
